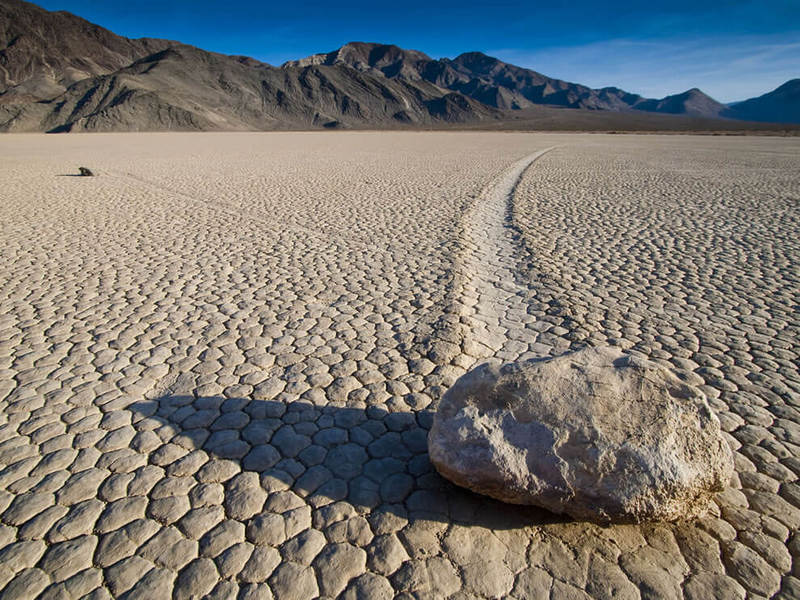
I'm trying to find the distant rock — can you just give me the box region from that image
[428,346,733,523]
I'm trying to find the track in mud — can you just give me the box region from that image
[456,147,558,366]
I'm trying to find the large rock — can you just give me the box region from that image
[428,346,733,523]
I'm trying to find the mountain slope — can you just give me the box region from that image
[428,51,638,111]
[284,41,433,80]
[0,1,499,131]
[295,42,800,123]
[632,88,728,118]
[725,79,800,123]
[2,44,499,132]
[0,0,174,101]
[287,43,636,111]
[0,2,795,131]
[287,42,737,118]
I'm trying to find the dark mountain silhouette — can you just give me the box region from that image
[0,1,797,131]
[724,79,800,124]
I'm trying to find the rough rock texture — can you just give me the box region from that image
[429,346,734,523]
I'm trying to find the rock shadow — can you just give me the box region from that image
[129,393,567,531]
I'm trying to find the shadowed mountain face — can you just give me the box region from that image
[286,43,738,118]
[0,0,173,102]
[0,1,797,131]
[0,19,498,132]
[284,41,434,81]
[0,3,498,131]
[288,42,798,124]
[631,88,728,118]
[428,51,638,111]
[19,44,498,132]
[724,79,800,124]
[286,43,640,112]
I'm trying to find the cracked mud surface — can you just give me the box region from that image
[0,132,798,599]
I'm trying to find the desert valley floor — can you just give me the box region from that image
[0,132,798,599]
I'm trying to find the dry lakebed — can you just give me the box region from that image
[0,132,798,599]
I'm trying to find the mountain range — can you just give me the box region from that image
[1,0,797,132]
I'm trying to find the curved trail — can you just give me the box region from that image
[456,146,558,366]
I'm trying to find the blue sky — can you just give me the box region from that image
[35,0,799,102]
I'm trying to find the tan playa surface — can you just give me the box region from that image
[0,132,798,599]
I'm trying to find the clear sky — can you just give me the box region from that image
[34,0,799,102]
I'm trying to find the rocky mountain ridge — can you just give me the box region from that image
[726,79,800,124]
[0,0,173,102]
[0,0,796,131]
[285,42,733,118]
